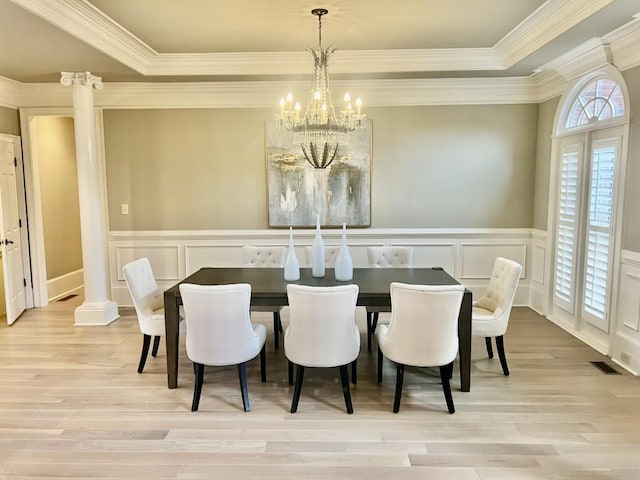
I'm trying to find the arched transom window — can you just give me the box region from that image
[565,78,625,129]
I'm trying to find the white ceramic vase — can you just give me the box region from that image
[284,226,300,281]
[311,214,325,277]
[334,222,353,281]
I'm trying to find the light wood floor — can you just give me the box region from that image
[1,296,639,480]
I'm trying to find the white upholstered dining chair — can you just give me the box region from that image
[304,245,341,268]
[472,257,522,376]
[377,282,465,414]
[365,246,414,351]
[242,246,286,350]
[122,257,185,374]
[285,284,360,414]
[179,283,266,412]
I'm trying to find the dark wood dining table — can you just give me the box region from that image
[163,267,472,391]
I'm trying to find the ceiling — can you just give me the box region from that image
[0,0,639,84]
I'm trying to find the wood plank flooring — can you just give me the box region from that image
[1,296,639,479]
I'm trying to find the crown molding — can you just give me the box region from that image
[496,0,615,67]
[145,48,505,76]
[532,69,567,102]
[332,49,505,73]
[8,0,506,76]
[538,38,613,80]
[9,0,155,73]
[606,13,640,71]
[13,77,539,109]
[17,83,71,107]
[95,78,538,108]
[8,0,632,79]
[0,76,20,108]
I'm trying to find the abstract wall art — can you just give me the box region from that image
[265,120,371,227]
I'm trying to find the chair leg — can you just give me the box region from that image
[496,335,510,376]
[377,346,384,383]
[290,365,305,413]
[259,345,266,383]
[393,363,405,413]
[372,312,379,333]
[288,360,294,385]
[485,337,494,359]
[151,336,161,357]
[351,358,357,385]
[237,363,251,412]
[273,312,281,350]
[191,363,205,412]
[366,311,373,352]
[339,365,354,414]
[137,334,152,373]
[439,362,455,414]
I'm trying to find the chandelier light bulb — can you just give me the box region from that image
[344,93,351,103]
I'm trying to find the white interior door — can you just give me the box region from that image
[0,138,26,324]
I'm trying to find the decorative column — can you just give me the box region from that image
[60,72,118,326]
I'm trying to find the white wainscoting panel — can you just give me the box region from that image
[412,244,456,271]
[529,229,548,315]
[459,243,527,279]
[109,228,532,307]
[611,250,640,375]
[115,245,180,281]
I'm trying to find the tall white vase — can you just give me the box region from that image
[334,223,353,281]
[284,226,300,281]
[311,214,325,278]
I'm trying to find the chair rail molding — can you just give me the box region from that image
[109,227,533,309]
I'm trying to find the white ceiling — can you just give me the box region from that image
[0,0,639,84]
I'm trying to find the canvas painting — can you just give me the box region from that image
[266,120,371,227]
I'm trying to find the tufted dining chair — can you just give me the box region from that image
[365,246,414,351]
[285,284,360,414]
[304,245,341,268]
[377,283,465,414]
[242,246,286,350]
[122,257,185,374]
[472,257,522,376]
[179,283,266,412]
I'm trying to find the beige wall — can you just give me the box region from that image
[0,106,20,136]
[622,65,640,252]
[34,116,83,279]
[533,96,560,231]
[104,104,538,230]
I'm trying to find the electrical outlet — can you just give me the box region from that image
[621,352,632,364]
[121,203,129,215]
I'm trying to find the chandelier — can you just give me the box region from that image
[276,8,365,169]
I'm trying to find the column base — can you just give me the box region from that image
[74,300,119,326]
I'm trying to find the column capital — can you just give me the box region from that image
[60,72,103,89]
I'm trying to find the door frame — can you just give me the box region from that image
[19,106,112,308]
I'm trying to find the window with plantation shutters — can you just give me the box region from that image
[582,139,618,330]
[554,143,582,313]
[552,75,626,339]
